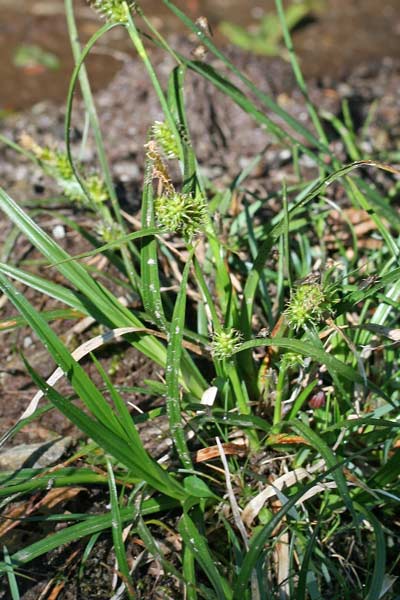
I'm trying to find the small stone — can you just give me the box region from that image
[251,6,265,19]
[0,437,73,471]
[23,336,33,349]
[52,224,66,239]
[299,154,317,168]
[279,149,291,162]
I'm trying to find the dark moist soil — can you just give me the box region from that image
[1,0,400,111]
[0,18,400,600]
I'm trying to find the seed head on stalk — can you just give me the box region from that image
[89,0,136,24]
[210,329,243,360]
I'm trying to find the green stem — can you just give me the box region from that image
[274,0,328,149]
[227,361,259,449]
[64,0,121,223]
[283,180,292,289]
[135,3,182,65]
[320,109,361,161]
[64,1,140,290]
[124,10,183,162]
[273,366,286,426]
[193,255,221,331]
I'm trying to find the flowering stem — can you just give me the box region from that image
[282,180,293,289]
[274,0,329,151]
[65,0,141,292]
[125,11,183,162]
[65,0,119,225]
[193,255,221,332]
[135,3,182,66]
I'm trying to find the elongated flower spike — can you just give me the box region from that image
[145,140,175,196]
[152,121,180,160]
[19,134,108,206]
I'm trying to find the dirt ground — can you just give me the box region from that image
[1,0,400,111]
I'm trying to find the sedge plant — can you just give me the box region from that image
[0,0,399,598]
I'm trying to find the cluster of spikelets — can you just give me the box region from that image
[95,221,124,243]
[154,192,208,243]
[285,282,334,331]
[146,128,208,242]
[210,329,243,360]
[88,0,136,23]
[209,283,334,360]
[152,121,180,160]
[20,134,108,206]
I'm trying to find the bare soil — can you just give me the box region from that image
[1,0,400,111]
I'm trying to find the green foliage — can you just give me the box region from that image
[0,0,399,598]
[220,0,324,56]
[13,44,60,70]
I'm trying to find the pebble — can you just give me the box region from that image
[0,436,73,471]
[23,335,33,348]
[52,224,66,239]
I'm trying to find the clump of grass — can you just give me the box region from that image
[0,0,399,598]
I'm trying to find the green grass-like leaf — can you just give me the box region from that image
[165,248,195,468]
[106,459,135,598]
[179,513,233,600]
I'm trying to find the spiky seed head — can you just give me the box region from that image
[285,283,331,331]
[89,0,135,23]
[154,192,207,242]
[86,175,108,204]
[210,329,243,360]
[280,352,305,370]
[95,221,124,243]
